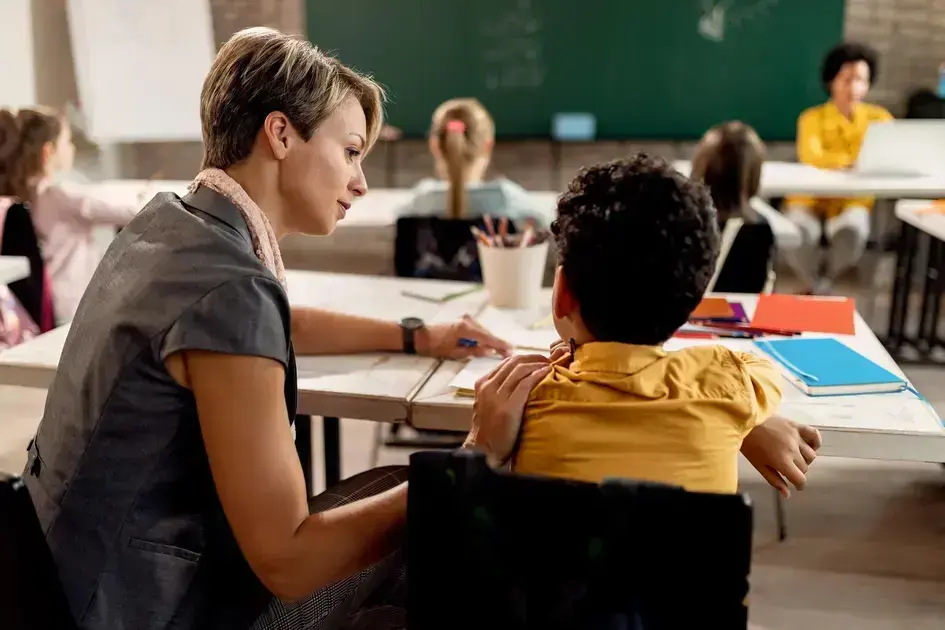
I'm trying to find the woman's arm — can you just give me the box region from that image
[290,308,511,358]
[177,349,407,601]
[796,111,855,170]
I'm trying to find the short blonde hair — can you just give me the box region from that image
[200,27,385,169]
[430,98,495,218]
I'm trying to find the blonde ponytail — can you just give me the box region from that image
[430,98,496,219]
[443,119,468,218]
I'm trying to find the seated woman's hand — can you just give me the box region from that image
[464,354,551,468]
[741,416,822,497]
[418,314,512,359]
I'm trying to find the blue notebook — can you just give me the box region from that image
[754,338,906,397]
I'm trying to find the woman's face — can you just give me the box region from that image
[280,95,368,235]
[830,60,871,108]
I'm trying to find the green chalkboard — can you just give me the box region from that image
[307,1,845,141]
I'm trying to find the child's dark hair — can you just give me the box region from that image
[552,154,720,346]
[821,42,878,91]
[690,121,765,225]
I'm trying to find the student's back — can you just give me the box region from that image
[513,155,782,494]
[691,121,775,294]
[406,176,537,222]
[0,107,137,322]
[398,98,544,224]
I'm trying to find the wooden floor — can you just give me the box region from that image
[1,262,943,628]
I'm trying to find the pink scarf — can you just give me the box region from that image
[190,169,286,286]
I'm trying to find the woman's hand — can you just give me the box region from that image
[741,416,822,497]
[464,354,551,467]
[418,314,512,359]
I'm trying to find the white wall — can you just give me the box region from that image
[0,0,37,107]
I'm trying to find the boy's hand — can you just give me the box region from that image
[549,339,571,364]
[741,416,821,497]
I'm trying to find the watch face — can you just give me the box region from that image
[401,317,424,331]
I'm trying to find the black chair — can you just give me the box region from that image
[375,216,522,459]
[406,450,753,629]
[712,220,777,294]
[1,201,55,332]
[0,474,77,630]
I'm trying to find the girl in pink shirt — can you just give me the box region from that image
[0,107,137,322]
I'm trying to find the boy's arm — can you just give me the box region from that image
[734,351,821,496]
[733,351,783,428]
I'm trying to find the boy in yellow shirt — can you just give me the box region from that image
[784,42,893,294]
[513,154,808,494]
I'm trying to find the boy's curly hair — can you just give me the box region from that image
[552,154,720,346]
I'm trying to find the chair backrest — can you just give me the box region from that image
[0,202,55,332]
[711,220,776,294]
[0,474,77,630]
[406,450,753,630]
[394,215,518,282]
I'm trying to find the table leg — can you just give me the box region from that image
[774,489,787,542]
[918,233,938,355]
[887,222,918,352]
[929,239,945,352]
[295,414,313,497]
[323,416,342,489]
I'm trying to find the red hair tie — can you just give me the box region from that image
[445,119,466,133]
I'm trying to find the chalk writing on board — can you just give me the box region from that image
[480,0,547,90]
[697,0,780,43]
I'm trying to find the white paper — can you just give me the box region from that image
[448,357,504,392]
[780,396,942,434]
[477,306,558,351]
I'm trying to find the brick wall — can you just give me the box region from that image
[31,0,945,182]
[845,0,945,113]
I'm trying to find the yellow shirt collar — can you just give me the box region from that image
[570,342,667,375]
[823,100,868,130]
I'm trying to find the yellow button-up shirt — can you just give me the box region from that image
[514,342,782,494]
[786,100,893,218]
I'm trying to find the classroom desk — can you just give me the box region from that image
[673,160,945,199]
[410,292,945,464]
[887,200,945,363]
[82,179,191,207]
[0,270,488,493]
[0,256,29,285]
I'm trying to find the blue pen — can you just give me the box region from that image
[458,337,478,348]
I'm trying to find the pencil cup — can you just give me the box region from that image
[477,241,549,309]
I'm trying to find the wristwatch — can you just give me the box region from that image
[400,317,425,355]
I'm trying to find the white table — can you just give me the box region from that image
[0,256,29,285]
[0,270,489,490]
[285,189,561,260]
[410,292,945,464]
[674,160,945,199]
[0,269,486,411]
[79,181,559,270]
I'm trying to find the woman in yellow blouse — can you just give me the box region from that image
[784,42,892,294]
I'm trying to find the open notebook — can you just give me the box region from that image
[449,307,558,396]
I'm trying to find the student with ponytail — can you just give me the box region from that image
[400,98,545,222]
[0,106,137,322]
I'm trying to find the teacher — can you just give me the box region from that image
[22,27,520,630]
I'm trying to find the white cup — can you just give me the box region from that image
[477,241,549,309]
